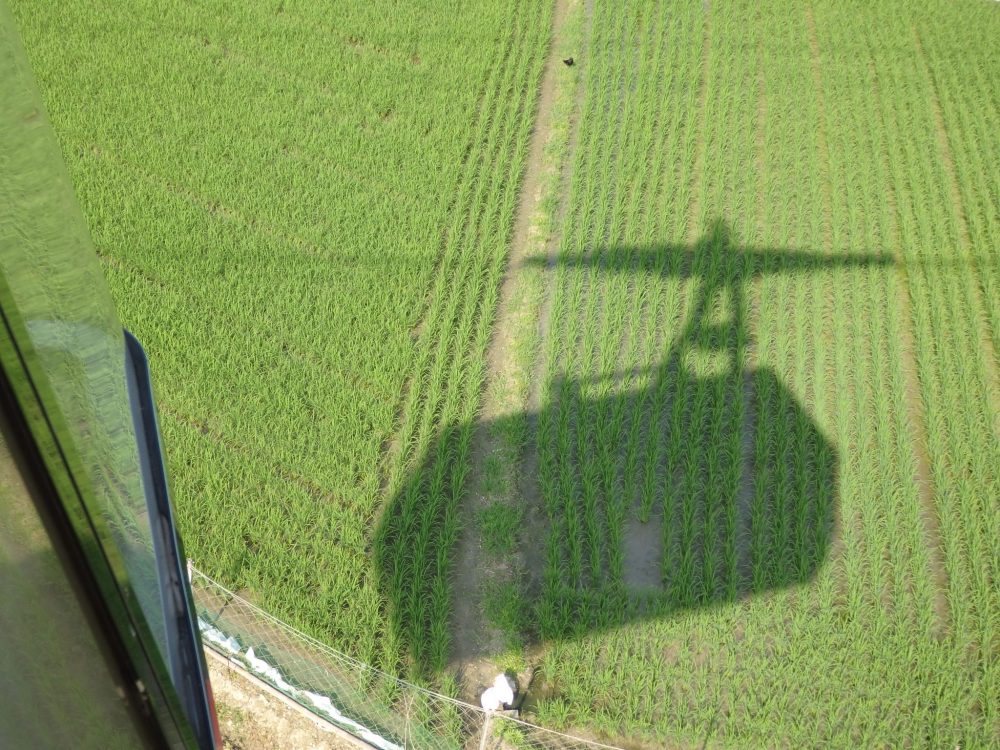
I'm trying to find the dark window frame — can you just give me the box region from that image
[125,329,216,745]
[0,278,203,748]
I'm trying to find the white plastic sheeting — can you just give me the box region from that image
[198,618,401,750]
[199,621,241,656]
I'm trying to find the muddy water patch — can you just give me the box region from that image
[623,512,663,591]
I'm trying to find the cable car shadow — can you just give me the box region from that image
[375,218,891,675]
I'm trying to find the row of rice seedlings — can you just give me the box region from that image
[747,10,795,603]
[556,280,586,595]
[801,15,862,627]
[917,22,1000,393]
[764,206,805,600]
[535,112,580,612]
[656,280,701,592]
[377,11,538,671]
[668,10,718,604]
[578,2,660,594]
[635,274,681,526]
[675,7,749,605]
[594,0,671,598]
[565,0,633,593]
[668,11,747,605]
[640,21,704,591]
[537,0,628,633]
[783,10,829,602]
[576,254,606,588]
[602,2,678,589]
[704,17,760,600]
[915,29,1000,637]
[678,286,713,604]
[383,1,554,677]
[870,13,998,737]
[822,11,942,636]
[644,272,687,583]
[538,124,590,606]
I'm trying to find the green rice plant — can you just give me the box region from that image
[479,501,522,556]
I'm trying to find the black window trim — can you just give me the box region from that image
[125,329,216,747]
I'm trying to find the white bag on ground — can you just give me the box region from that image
[481,673,516,711]
[480,687,502,711]
[493,673,515,706]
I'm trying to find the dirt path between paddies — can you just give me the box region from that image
[448,0,588,701]
[209,654,360,750]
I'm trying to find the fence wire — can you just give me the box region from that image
[189,565,623,750]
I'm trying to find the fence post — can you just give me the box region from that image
[478,711,492,750]
[402,691,412,749]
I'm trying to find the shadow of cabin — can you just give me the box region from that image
[375,219,891,675]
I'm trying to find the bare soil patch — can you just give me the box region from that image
[209,656,359,750]
[623,513,663,591]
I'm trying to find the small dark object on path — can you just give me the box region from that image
[562,57,574,66]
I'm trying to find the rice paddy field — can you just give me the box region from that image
[12,0,1000,746]
[515,1,1000,746]
[10,0,553,675]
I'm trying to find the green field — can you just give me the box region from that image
[512,2,1000,746]
[13,0,1000,746]
[10,0,552,676]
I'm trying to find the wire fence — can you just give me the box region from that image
[189,565,623,750]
